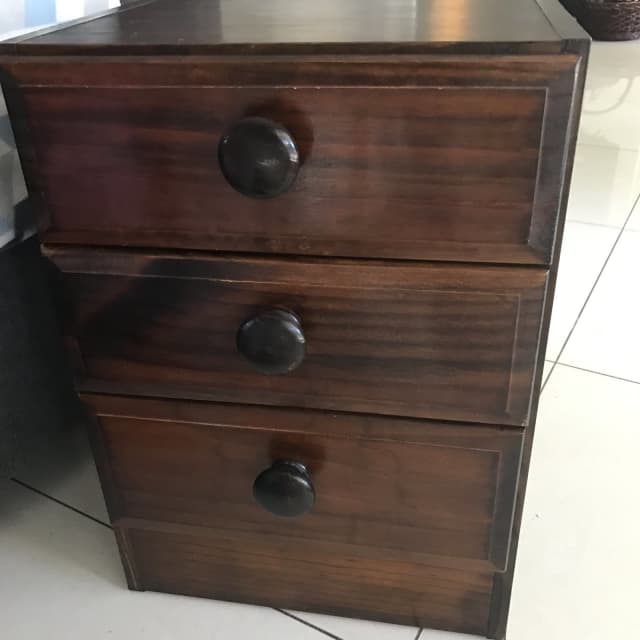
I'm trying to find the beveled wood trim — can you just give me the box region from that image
[83,392,525,571]
[113,527,144,591]
[525,61,579,262]
[505,277,550,424]
[0,53,580,87]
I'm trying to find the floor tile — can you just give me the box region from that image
[0,480,327,639]
[417,629,473,640]
[288,610,418,640]
[567,144,640,227]
[508,366,640,640]
[560,231,640,382]
[578,72,640,150]
[626,196,640,232]
[541,360,553,388]
[12,424,109,523]
[545,222,618,361]
[584,40,640,79]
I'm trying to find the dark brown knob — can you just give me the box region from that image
[218,117,300,198]
[236,308,305,375]
[253,460,315,518]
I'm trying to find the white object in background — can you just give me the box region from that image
[0,1,26,38]
[56,0,85,23]
[0,88,28,247]
[0,1,121,41]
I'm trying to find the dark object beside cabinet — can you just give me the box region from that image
[561,0,640,41]
[0,238,79,478]
[0,1,589,637]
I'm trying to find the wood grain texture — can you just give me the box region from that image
[128,525,494,634]
[2,55,578,264]
[49,248,548,426]
[0,0,583,57]
[0,2,590,635]
[82,392,524,634]
[84,393,523,571]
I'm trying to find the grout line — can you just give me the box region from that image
[9,478,112,530]
[541,360,557,394]
[575,141,640,154]
[554,361,640,385]
[555,189,640,364]
[275,610,344,640]
[413,628,424,640]
[564,218,629,231]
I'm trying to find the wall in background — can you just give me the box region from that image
[0,0,120,40]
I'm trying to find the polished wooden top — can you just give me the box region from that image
[0,0,588,55]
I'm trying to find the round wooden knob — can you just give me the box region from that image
[218,117,300,198]
[236,308,305,375]
[253,460,315,518]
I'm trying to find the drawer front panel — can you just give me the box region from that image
[12,56,578,263]
[86,394,523,572]
[53,248,547,426]
[125,526,495,635]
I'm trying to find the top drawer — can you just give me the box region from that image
[6,56,579,264]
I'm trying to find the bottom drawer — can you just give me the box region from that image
[124,525,495,635]
[85,394,523,635]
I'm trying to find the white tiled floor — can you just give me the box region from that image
[2,37,640,640]
[628,196,640,231]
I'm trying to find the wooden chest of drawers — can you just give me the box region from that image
[0,0,589,637]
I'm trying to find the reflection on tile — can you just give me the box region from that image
[546,222,618,361]
[579,74,640,150]
[577,41,640,151]
[0,480,326,639]
[586,40,640,79]
[567,144,640,227]
[289,610,419,640]
[508,366,640,640]
[561,231,640,382]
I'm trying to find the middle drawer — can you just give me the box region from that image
[50,248,547,426]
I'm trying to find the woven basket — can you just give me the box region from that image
[562,0,640,40]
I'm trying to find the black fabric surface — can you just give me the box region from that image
[0,236,80,478]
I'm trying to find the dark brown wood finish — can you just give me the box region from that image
[84,393,523,571]
[0,1,590,638]
[83,392,523,633]
[252,459,316,518]
[0,0,571,57]
[49,247,547,426]
[2,55,577,264]
[236,308,307,375]
[129,526,494,634]
[218,116,301,199]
